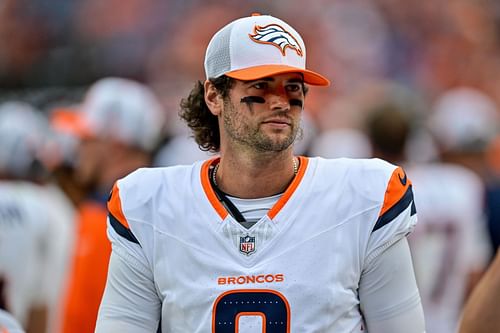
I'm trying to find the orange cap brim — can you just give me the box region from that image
[225,65,330,86]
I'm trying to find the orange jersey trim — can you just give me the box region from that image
[107,182,130,228]
[379,166,412,217]
[268,156,308,219]
[201,157,308,221]
[201,158,228,220]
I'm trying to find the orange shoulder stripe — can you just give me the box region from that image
[107,182,130,228]
[379,166,412,217]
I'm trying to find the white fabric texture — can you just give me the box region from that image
[96,157,422,332]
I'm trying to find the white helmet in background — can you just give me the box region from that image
[0,101,50,178]
[77,77,165,152]
[429,87,499,152]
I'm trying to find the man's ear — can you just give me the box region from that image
[204,80,223,116]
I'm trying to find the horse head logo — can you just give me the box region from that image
[249,23,303,57]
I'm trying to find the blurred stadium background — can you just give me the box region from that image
[1,0,500,332]
[1,0,500,117]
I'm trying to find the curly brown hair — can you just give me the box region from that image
[179,75,235,153]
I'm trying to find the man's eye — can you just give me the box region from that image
[286,84,302,92]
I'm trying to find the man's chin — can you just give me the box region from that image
[254,137,295,152]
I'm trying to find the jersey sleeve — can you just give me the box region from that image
[359,238,425,333]
[107,182,140,245]
[366,166,418,264]
[95,224,161,332]
[96,178,161,332]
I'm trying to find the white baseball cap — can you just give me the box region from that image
[0,102,50,177]
[204,13,330,86]
[429,87,499,152]
[76,77,165,152]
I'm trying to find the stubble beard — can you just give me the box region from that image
[222,100,300,153]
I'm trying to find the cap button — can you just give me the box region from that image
[251,12,261,16]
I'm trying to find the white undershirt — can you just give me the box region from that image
[226,193,282,225]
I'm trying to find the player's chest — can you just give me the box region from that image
[152,216,362,306]
[154,226,363,332]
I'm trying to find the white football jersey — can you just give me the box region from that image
[407,163,490,333]
[101,157,418,332]
[0,181,74,329]
[0,309,25,333]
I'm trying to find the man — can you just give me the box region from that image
[428,88,500,260]
[365,88,489,333]
[96,14,425,332]
[59,78,165,333]
[0,102,74,333]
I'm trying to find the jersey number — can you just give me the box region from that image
[212,289,290,332]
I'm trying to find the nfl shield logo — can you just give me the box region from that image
[239,235,256,255]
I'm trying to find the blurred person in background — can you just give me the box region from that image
[428,87,499,182]
[0,102,74,333]
[59,77,165,333]
[458,249,500,333]
[365,85,491,333]
[428,87,500,257]
[45,107,92,207]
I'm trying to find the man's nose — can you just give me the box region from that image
[268,87,290,110]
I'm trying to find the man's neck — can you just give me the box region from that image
[214,150,298,199]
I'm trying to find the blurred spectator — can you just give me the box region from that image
[0,102,48,182]
[44,107,91,207]
[0,102,74,333]
[364,88,490,333]
[428,87,499,179]
[60,77,165,333]
[428,87,500,256]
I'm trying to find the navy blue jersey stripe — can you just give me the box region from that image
[109,213,140,245]
[373,185,416,232]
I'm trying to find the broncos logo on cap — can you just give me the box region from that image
[249,23,303,57]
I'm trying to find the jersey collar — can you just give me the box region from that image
[200,156,309,220]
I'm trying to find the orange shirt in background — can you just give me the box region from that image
[61,200,110,333]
